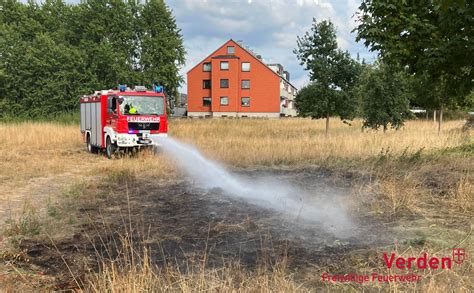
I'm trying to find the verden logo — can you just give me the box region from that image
[383,248,466,269]
[321,248,466,284]
[453,248,466,265]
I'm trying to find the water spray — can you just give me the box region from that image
[153,137,354,237]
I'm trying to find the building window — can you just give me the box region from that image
[227,46,235,54]
[241,80,250,89]
[203,80,211,89]
[220,79,229,88]
[220,96,229,106]
[202,97,211,107]
[220,61,229,70]
[203,62,211,72]
[242,62,250,72]
[241,97,250,107]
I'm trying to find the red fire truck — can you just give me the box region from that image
[80,85,168,159]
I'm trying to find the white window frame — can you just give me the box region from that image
[220,96,229,106]
[220,61,229,70]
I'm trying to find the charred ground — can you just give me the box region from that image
[8,167,398,289]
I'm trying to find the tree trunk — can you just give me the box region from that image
[383,124,387,133]
[433,110,437,123]
[438,106,443,134]
[325,113,329,137]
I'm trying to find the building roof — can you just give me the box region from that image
[187,39,297,90]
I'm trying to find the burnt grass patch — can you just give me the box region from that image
[11,167,396,288]
[104,167,392,269]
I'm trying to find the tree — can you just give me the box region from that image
[358,64,411,132]
[72,0,140,88]
[138,0,186,98]
[294,19,361,136]
[0,0,186,119]
[355,0,473,132]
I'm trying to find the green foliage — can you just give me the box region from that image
[439,142,474,156]
[355,0,473,110]
[4,203,41,237]
[359,64,411,131]
[0,0,185,120]
[294,19,361,125]
[139,0,185,98]
[296,82,356,121]
[398,147,424,163]
[106,169,135,183]
[1,111,80,124]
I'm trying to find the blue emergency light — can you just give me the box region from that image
[119,84,127,92]
[154,85,164,93]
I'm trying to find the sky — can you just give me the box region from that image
[167,0,377,92]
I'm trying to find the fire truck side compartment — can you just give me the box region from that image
[80,99,102,147]
[80,103,86,132]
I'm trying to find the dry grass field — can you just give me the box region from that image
[170,119,468,165]
[0,118,472,291]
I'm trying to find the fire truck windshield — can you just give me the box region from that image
[119,95,164,115]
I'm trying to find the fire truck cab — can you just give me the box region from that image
[80,85,168,159]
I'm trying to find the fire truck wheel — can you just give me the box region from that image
[87,134,98,154]
[105,137,117,159]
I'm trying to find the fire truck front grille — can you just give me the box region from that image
[128,122,160,131]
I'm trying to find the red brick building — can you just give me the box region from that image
[187,39,297,118]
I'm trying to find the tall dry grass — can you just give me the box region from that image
[169,118,468,166]
[85,246,473,292]
[1,118,470,207]
[1,119,467,179]
[83,220,473,292]
[0,122,87,183]
[86,241,300,292]
[0,122,176,187]
[1,118,472,292]
[168,119,472,213]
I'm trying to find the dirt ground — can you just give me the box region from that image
[0,147,105,225]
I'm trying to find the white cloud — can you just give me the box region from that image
[273,32,298,49]
[337,36,350,50]
[168,0,376,92]
[292,74,310,89]
[295,0,332,9]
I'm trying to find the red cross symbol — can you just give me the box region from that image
[452,248,466,265]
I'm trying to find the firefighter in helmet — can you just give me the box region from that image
[128,104,137,114]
